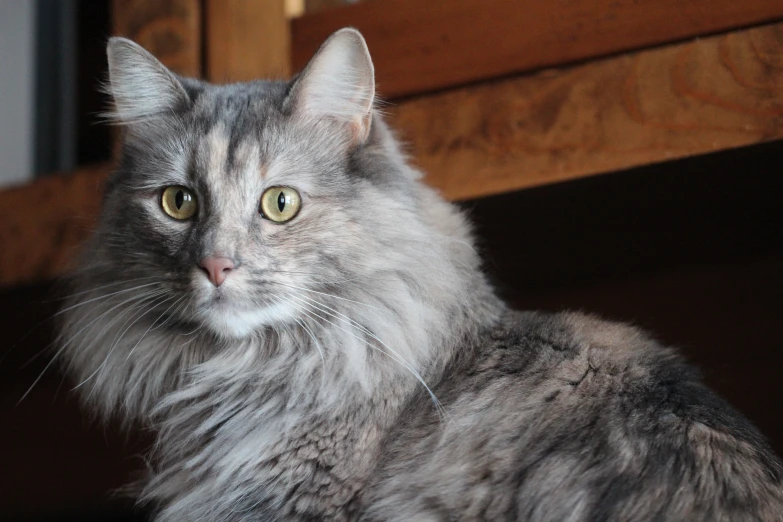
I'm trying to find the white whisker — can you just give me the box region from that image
[267,281,385,313]
[276,293,442,416]
[54,281,162,316]
[125,295,185,362]
[49,276,159,302]
[16,288,164,405]
[74,293,173,392]
[266,294,326,374]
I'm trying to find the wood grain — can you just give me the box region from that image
[0,165,110,286]
[292,0,783,98]
[205,0,291,82]
[112,0,202,77]
[391,23,783,200]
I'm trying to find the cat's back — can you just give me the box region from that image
[365,311,783,521]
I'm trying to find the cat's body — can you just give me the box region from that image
[370,311,782,521]
[58,29,782,520]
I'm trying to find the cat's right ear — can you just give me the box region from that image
[105,37,190,124]
[286,28,375,145]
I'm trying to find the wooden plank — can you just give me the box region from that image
[112,0,202,77]
[302,0,355,15]
[0,165,110,287]
[286,0,306,19]
[292,0,783,99]
[205,0,291,82]
[391,22,783,200]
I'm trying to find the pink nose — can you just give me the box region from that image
[199,257,235,287]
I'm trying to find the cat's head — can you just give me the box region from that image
[61,29,493,415]
[94,29,417,338]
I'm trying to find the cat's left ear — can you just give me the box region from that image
[287,28,375,144]
[105,37,190,124]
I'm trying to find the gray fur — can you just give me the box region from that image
[57,30,783,520]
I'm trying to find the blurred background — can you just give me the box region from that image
[0,0,782,520]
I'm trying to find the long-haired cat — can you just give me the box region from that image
[58,29,782,520]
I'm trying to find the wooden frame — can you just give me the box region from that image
[292,0,783,98]
[205,0,291,82]
[395,23,783,200]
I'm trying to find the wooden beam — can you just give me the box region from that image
[0,165,110,287]
[302,0,352,15]
[205,0,291,82]
[292,0,783,98]
[286,0,306,19]
[112,0,202,77]
[391,23,783,200]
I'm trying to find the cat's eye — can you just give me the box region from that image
[260,186,301,223]
[161,186,197,220]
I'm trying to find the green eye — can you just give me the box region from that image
[260,186,301,223]
[161,186,197,220]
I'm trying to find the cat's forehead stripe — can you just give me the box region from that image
[264,159,286,181]
[233,140,264,190]
[204,124,230,187]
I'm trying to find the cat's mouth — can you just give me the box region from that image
[196,296,295,339]
[208,290,228,303]
[201,289,247,315]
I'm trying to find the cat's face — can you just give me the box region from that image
[61,29,486,418]
[92,29,417,339]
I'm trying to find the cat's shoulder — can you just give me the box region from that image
[474,309,777,456]
[476,309,686,380]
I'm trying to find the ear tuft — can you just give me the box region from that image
[290,28,375,143]
[105,37,190,124]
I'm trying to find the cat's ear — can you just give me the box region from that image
[105,37,190,124]
[288,28,375,144]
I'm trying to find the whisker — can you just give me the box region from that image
[77,293,173,393]
[267,281,385,313]
[176,331,203,349]
[53,281,162,317]
[2,279,160,368]
[147,295,188,332]
[276,294,442,415]
[45,276,159,302]
[182,320,206,337]
[286,292,416,372]
[19,288,166,370]
[266,295,326,372]
[295,317,325,369]
[68,290,169,384]
[259,269,392,285]
[15,289,164,405]
[125,296,185,361]
[70,290,168,370]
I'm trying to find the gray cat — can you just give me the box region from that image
[57,28,782,521]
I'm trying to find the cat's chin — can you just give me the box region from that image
[198,300,295,339]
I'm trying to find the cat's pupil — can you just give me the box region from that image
[175,190,184,209]
[277,192,286,212]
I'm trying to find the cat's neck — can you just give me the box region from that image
[153,267,502,418]
[138,279,502,518]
